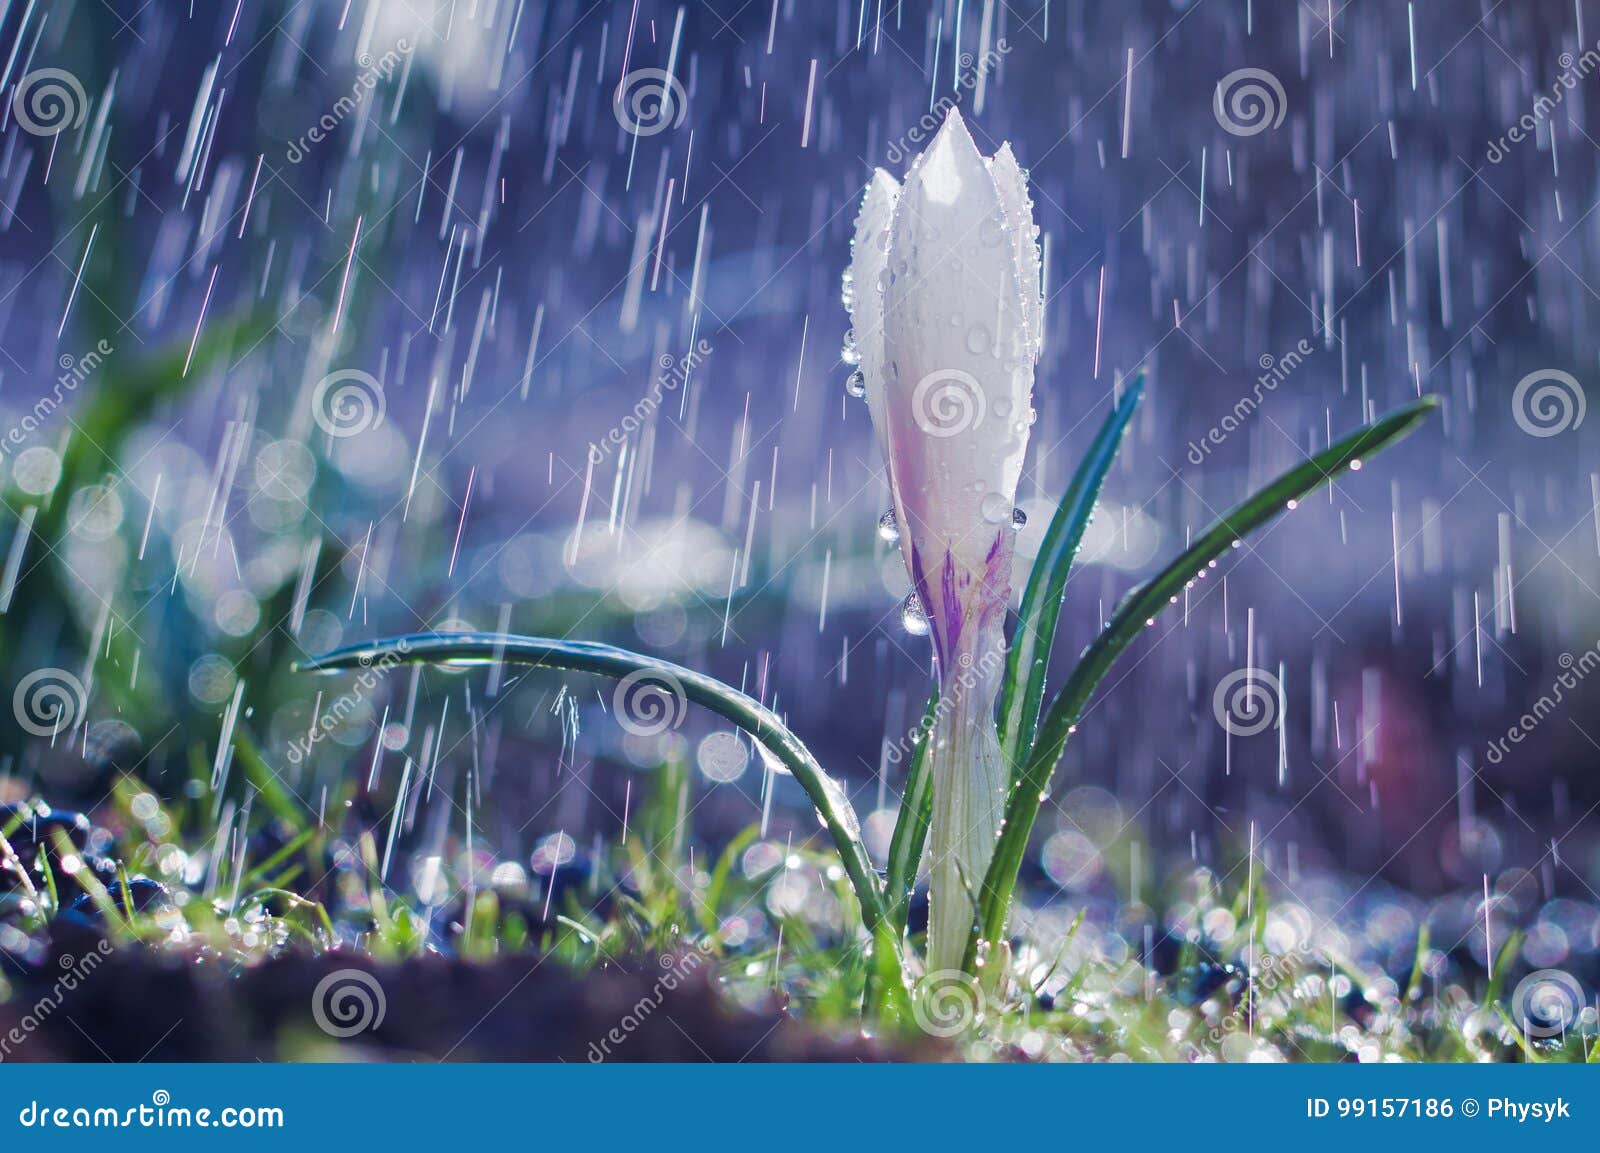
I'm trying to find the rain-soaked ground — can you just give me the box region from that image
[0,1,1598,1060]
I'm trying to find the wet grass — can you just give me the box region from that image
[3,750,1592,1063]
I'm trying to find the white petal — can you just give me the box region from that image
[848,169,900,463]
[988,143,1043,363]
[880,109,1034,580]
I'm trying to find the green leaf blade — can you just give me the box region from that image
[297,633,891,943]
[998,376,1143,781]
[968,396,1440,969]
[882,689,938,935]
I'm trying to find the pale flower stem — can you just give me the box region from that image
[924,643,1008,974]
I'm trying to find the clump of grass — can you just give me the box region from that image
[5,762,1590,1062]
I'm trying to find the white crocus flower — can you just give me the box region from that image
[847,109,1043,972]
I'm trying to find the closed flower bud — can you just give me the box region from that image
[847,109,1042,970]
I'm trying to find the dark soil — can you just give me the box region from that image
[1,924,924,1062]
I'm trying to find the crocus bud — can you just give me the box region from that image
[847,109,1042,971]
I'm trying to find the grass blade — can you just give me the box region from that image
[998,376,1143,779]
[882,689,937,935]
[864,690,938,1020]
[700,825,760,938]
[967,396,1440,970]
[297,633,892,944]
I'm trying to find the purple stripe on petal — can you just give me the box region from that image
[939,552,964,654]
[906,528,1015,688]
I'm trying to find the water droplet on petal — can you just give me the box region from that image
[900,594,930,636]
[845,370,867,399]
[841,328,861,366]
[980,492,1011,524]
[1011,507,1028,530]
[877,510,901,543]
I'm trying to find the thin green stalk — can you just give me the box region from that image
[998,376,1143,780]
[863,689,937,1020]
[966,397,1440,971]
[882,689,938,934]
